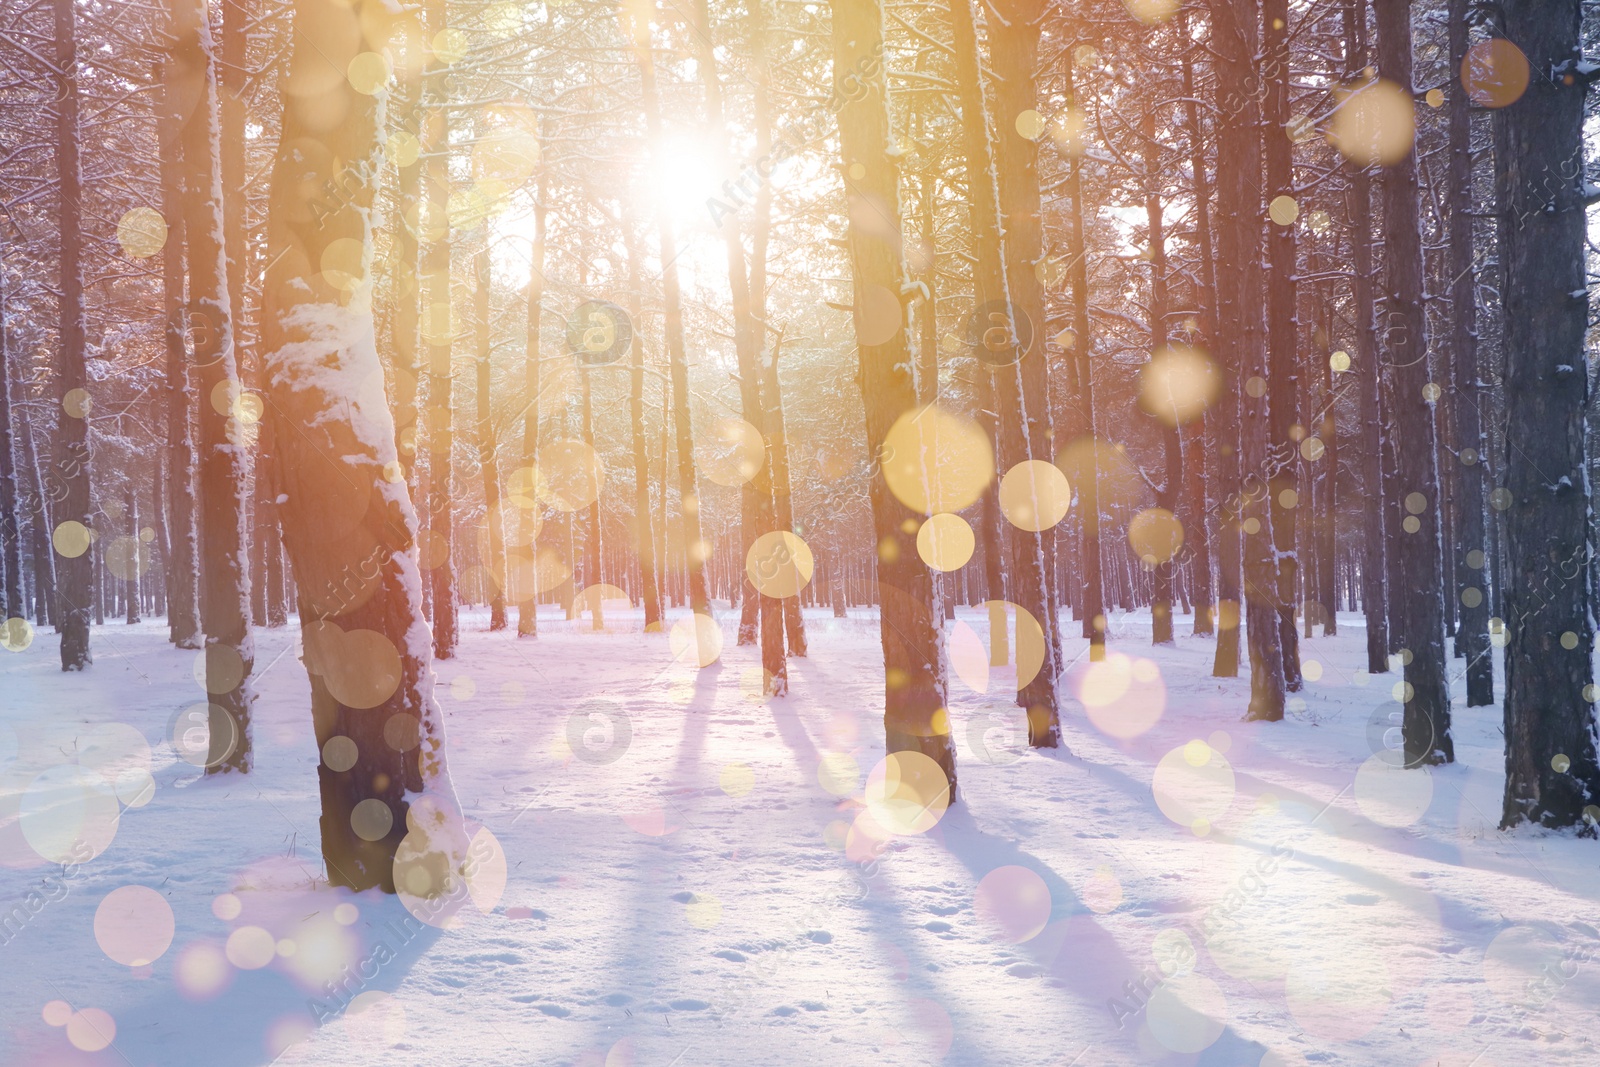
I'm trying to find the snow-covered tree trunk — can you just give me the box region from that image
[422,0,458,659]
[1262,0,1303,691]
[1060,39,1107,664]
[1211,0,1284,720]
[473,247,506,632]
[1445,0,1492,707]
[989,0,1067,699]
[1374,0,1452,765]
[831,0,957,793]
[516,194,544,638]
[626,6,712,621]
[1496,0,1598,828]
[1142,113,1179,647]
[159,60,202,649]
[623,230,662,633]
[949,0,1058,745]
[261,0,465,892]
[51,0,92,671]
[173,0,255,772]
[0,256,24,622]
[1179,21,1217,639]
[764,340,807,655]
[688,0,787,692]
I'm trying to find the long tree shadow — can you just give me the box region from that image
[106,888,443,1067]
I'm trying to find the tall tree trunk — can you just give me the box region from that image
[473,247,507,631]
[626,6,712,621]
[174,0,255,772]
[579,367,603,631]
[123,483,140,624]
[949,0,1059,745]
[1374,0,1452,765]
[989,0,1066,687]
[516,191,544,637]
[764,338,806,655]
[0,254,24,621]
[689,0,786,692]
[1343,0,1389,673]
[1142,112,1179,647]
[1262,0,1302,690]
[1496,0,1597,827]
[1211,0,1284,718]
[20,420,54,627]
[1446,0,1492,706]
[51,0,92,670]
[1061,42,1106,663]
[831,0,957,793]
[158,59,202,650]
[422,0,457,659]
[623,231,662,633]
[1180,19,1218,638]
[263,0,465,894]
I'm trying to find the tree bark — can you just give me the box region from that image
[831,0,957,793]
[422,0,457,659]
[174,0,256,772]
[262,0,465,893]
[1374,0,1452,764]
[1262,0,1302,690]
[0,251,24,621]
[51,0,92,670]
[1211,0,1283,718]
[623,231,662,633]
[1496,0,1597,827]
[473,247,507,631]
[1446,0,1492,706]
[626,6,712,621]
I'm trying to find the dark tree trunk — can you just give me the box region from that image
[1344,0,1390,674]
[52,0,92,670]
[1212,0,1283,719]
[1496,0,1598,828]
[1374,0,1452,765]
[1446,0,1492,706]
[516,193,544,638]
[423,0,457,659]
[764,339,807,656]
[0,260,23,621]
[1262,0,1302,691]
[1142,112,1179,647]
[623,231,662,633]
[831,0,956,794]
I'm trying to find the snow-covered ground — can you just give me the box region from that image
[2,605,1597,1067]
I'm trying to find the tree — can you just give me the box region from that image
[832,0,957,793]
[51,0,93,671]
[1374,0,1452,765]
[1496,0,1598,828]
[261,0,465,892]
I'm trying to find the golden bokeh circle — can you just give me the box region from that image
[1139,346,1219,427]
[117,207,168,259]
[1129,507,1184,565]
[916,513,975,572]
[881,405,993,515]
[699,418,765,487]
[998,460,1071,532]
[745,531,814,598]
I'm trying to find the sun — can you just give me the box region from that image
[643,133,726,231]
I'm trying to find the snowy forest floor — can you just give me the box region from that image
[2,605,1598,1067]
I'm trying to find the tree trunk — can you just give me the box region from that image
[1142,112,1179,647]
[174,0,255,772]
[623,231,662,633]
[1061,42,1106,663]
[262,0,465,894]
[949,0,1058,744]
[515,192,544,638]
[626,6,712,621]
[1211,0,1283,718]
[1496,0,1597,827]
[51,0,92,670]
[422,0,457,659]
[831,0,956,794]
[473,247,507,631]
[1445,0,1492,706]
[0,255,24,621]
[1374,0,1452,765]
[1262,0,1302,691]
[764,339,807,655]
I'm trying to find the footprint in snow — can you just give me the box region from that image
[713,949,746,962]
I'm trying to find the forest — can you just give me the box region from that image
[0,0,1597,1062]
